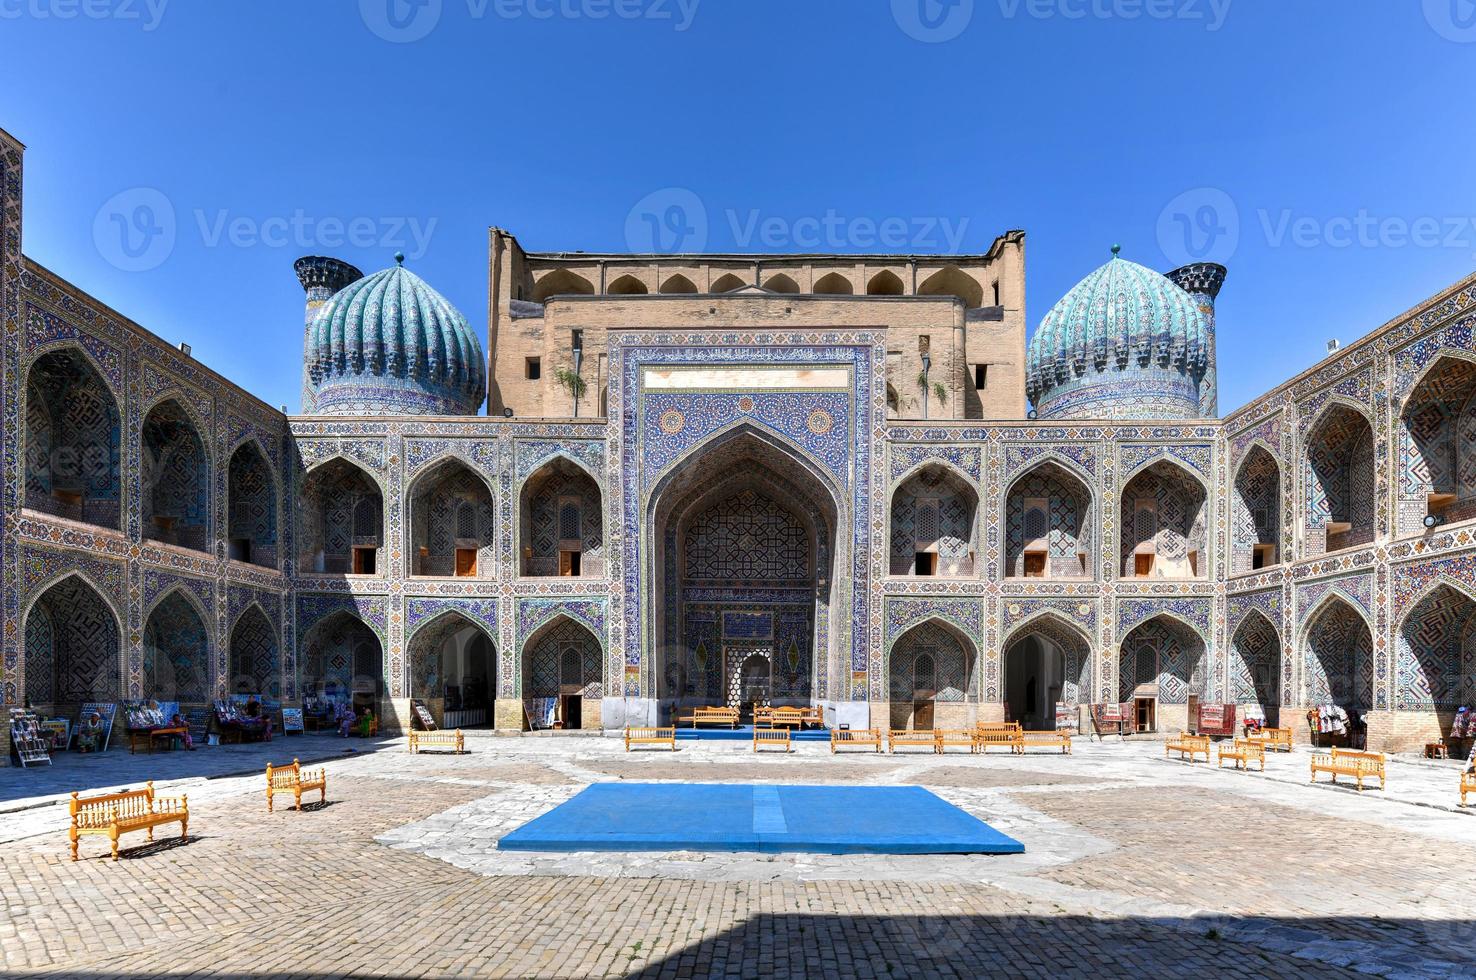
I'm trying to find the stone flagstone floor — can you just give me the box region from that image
[2,732,1474,978]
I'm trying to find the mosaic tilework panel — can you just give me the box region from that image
[1304,403,1376,548]
[23,348,123,528]
[514,439,604,483]
[884,598,984,652]
[888,621,973,703]
[1118,462,1207,576]
[515,598,607,661]
[1231,446,1279,572]
[227,441,277,568]
[672,604,812,701]
[409,462,495,577]
[1121,443,1213,481]
[1229,611,1279,715]
[1004,465,1090,578]
[22,575,122,704]
[1119,617,1204,705]
[1303,598,1373,709]
[1227,588,1281,637]
[1296,575,1374,628]
[142,590,211,703]
[641,391,852,486]
[1394,582,1476,710]
[1392,316,1476,398]
[1116,597,1211,641]
[523,616,603,699]
[687,487,811,582]
[1002,443,1096,481]
[140,399,211,551]
[890,467,976,576]
[523,466,603,571]
[889,444,981,483]
[228,604,278,696]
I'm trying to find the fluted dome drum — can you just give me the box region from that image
[1026,248,1211,420]
[304,257,486,416]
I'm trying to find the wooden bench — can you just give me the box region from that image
[677,706,739,729]
[830,728,882,753]
[266,758,327,812]
[624,727,676,752]
[1311,747,1386,791]
[1461,768,1475,807]
[1249,727,1293,752]
[1020,731,1072,754]
[127,725,186,755]
[889,729,937,753]
[975,722,1024,754]
[69,782,188,861]
[769,707,805,729]
[1165,733,1212,762]
[1217,738,1265,772]
[935,729,978,754]
[753,728,791,753]
[408,729,465,754]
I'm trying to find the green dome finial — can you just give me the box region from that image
[394,251,406,266]
[1111,244,1121,257]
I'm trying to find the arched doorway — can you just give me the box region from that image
[24,348,122,529]
[408,459,495,577]
[1232,447,1280,571]
[889,620,976,730]
[522,616,602,730]
[1120,461,1207,579]
[23,575,122,713]
[519,458,603,577]
[890,463,978,577]
[1229,611,1280,726]
[1305,404,1375,554]
[1303,597,1373,718]
[229,605,279,697]
[1119,615,1206,733]
[300,611,384,714]
[143,591,212,704]
[1003,617,1091,729]
[1395,583,1476,746]
[409,612,496,728]
[298,459,383,574]
[648,428,840,720]
[141,399,209,551]
[227,441,278,567]
[1004,461,1092,579]
[1398,355,1476,533]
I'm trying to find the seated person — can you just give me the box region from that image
[171,713,195,751]
[76,712,105,753]
[242,698,273,742]
[355,708,376,738]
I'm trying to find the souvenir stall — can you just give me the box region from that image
[9,709,52,767]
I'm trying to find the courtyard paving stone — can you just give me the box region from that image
[0,734,1472,977]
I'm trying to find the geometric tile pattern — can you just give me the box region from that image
[1118,616,1204,705]
[1394,583,1476,710]
[1231,446,1279,572]
[1118,461,1206,575]
[23,348,122,528]
[227,441,277,568]
[1229,611,1279,716]
[889,465,976,575]
[1004,462,1090,577]
[22,574,122,706]
[888,620,972,704]
[142,590,211,704]
[141,399,210,551]
[1303,597,1373,711]
[228,604,279,697]
[1305,403,1375,552]
[524,617,603,699]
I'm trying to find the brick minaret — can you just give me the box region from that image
[294,256,363,413]
[1166,263,1228,418]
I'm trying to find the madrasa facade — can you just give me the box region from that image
[5,124,1476,757]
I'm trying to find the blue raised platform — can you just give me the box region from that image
[497,784,1025,855]
[675,725,831,742]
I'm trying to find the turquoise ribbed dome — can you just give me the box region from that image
[305,259,485,416]
[1026,249,1210,420]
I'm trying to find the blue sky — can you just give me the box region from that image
[5,0,1476,414]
